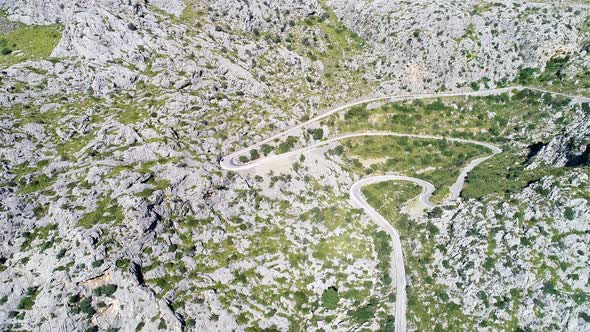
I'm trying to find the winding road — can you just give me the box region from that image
[219,87,589,331]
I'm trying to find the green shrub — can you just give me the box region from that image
[249,149,260,160]
[428,206,443,218]
[350,299,377,322]
[32,205,47,218]
[381,315,395,331]
[135,321,145,331]
[69,294,80,304]
[344,105,368,121]
[17,296,35,310]
[277,136,298,154]
[93,284,118,297]
[538,56,569,83]
[307,128,324,140]
[17,287,39,310]
[79,298,96,317]
[516,67,539,84]
[116,258,130,270]
[321,287,339,309]
[261,144,273,156]
[425,100,447,111]
[564,207,575,220]
[483,257,495,271]
[542,281,559,295]
[573,289,587,305]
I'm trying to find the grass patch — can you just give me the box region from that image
[343,136,488,202]
[77,197,124,229]
[0,20,62,67]
[18,173,54,194]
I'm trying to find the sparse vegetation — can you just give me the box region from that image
[77,197,124,229]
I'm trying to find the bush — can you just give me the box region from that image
[17,296,35,310]
[344,105,369,121]
[425,100,447,111]
[69,294,81,304]
[381,315,395,331]
[308,207,324,223]
[428,206,444,218]
[538,56,569,82]
[542,281,559,295]
[17,287,38,310]
[350,300,377,322]
[564,207,575,220]
[135,321,145,331]
[249,149,260,160]
[56,248,67,259]
[277,136,298,154]
[93,284,118,297]
[307,128,324,140]
[261,144,273,156]
[79,298,96,317]
[516,67,539,84]
[331,145,344,155]
[321,287,339,309]
[116,258,130,270]
[573,289,587,305]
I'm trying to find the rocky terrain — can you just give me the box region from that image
[330,0,590,93]
[0,0,589,331]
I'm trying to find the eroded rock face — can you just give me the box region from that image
[419,170,590,331]
[328,0,588,93]
[208,0,323,33]
[529,110,590,168]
